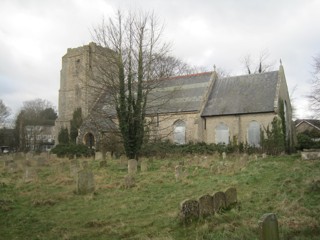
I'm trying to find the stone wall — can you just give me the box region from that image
[203,113,275,144]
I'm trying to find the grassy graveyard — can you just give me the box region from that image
[0,153,319,239]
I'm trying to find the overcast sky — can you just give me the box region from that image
[1,0,320,122]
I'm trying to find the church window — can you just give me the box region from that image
[173,120,186,145]
[215,123,229,144]
[248,121,261,146]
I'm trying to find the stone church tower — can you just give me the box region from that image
[54,42,100,144]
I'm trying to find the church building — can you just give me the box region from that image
[55,43,294,150]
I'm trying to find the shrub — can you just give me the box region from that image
[51,144,94,158]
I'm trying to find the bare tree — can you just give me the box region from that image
[90,10,174,159]
[308,54,320,117]
[242,49,275,74]
[0,99,10,125]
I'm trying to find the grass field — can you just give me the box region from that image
[0,153,319,239]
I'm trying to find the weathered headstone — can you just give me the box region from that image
[179,199,199,223]
[222,152,227,160]
[301,149,320,160]
[40,152,49,159]
[198,194,214,217]
[76,169,95,194]
[8,162,19,173]
[262,153,267,159]
[26,152,33,161]
[258,213,279,240]
[95,152,102,161]
[36,157,47,167]
[175,165,182,181]
[50,153,57,160]
[128,159,137,174]
[24,167,38,182]
[225,187,237,208]
[124,174,135,188]
[14,152,25,160]
[140,159,148,172]
[213,191,226,213]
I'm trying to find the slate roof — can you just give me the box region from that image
[295,119,320,130]
[96,70,280,117]
[146,72,212,114]
[201,71,279,116]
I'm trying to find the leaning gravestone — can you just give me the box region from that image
[258,213,279,240]
[128,159,137,174]
[225,187,237,208]
[213,191,226,213]
[179,199,199,224]
[76,169,95,194]
[198,194,214,217]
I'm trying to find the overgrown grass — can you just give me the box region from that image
[0,154,319,239]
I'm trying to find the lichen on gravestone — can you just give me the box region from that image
[258,213,279,240]
[179,199,199,224]
[225,187,237,208]
[198,194,214,217]
[128,159,137,174]
[140,159,148,172]
[76,169,95,194]
[213,191,226,213]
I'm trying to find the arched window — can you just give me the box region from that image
[248,121,260,146]
[215,123,229,144]
[173,120,186,145]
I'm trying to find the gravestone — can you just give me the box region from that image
[26,152,33,161]
[36,157,47,167]
[258,213,279,240]
[213,191,226,213]
[8,162,19,173]
[128,159,137,174]
[140,159,148,172]
[198,194,214,217]
[76,169,95,194]
[95,152,102,161]
[262,153,267,159]
[225,187,237,208]
[175,165,182,181]
[222,152,227,160]
[99,160,107,168]
[40,152,49,159]
[50,153,57,160]
[14,152,25,160]
[24,167,37,182]
[179,199,199,223]
[119,156,127,169]
[124,174,135,188]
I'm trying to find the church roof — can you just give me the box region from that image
[202,71,279,116]
[146,72,212,114]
